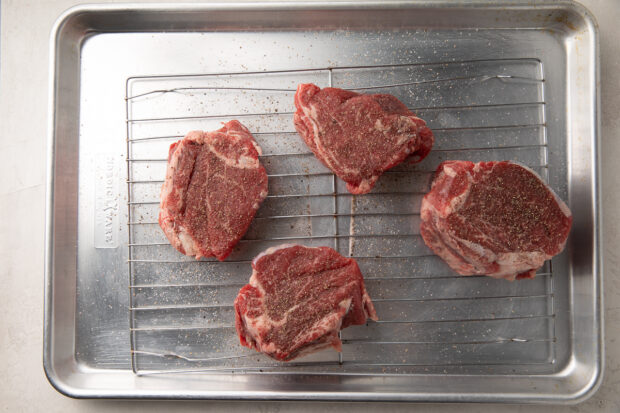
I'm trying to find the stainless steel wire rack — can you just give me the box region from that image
[125,58,559,375]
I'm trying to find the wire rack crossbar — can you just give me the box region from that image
[126,142,548,162]
[130,292,554,311]
[129,124,546,143]
[127,101,544,123]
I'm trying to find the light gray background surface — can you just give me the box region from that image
[1,0,618,411]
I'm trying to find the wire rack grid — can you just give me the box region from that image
[125,58,558,376]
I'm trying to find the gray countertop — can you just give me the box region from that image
[1,0,618,411]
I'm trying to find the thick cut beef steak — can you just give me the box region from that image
[234,244,378,361]
[420,161,572,281]
[294,83,434,194]
[159,120,268,261]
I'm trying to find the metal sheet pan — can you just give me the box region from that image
[44,1,602,402]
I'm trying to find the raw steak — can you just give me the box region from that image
[234,244,378,361]
[158,120,268,261]
[294,83,434,194]
[420,161,572,281]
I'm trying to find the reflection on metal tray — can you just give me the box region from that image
[45,1,602,402]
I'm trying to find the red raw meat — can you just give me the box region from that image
[294,83,434,194]
[234,244,378,361]
[158,120,268,261]
[420,161,572,280]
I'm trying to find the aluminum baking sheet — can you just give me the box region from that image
[44,1,602,402]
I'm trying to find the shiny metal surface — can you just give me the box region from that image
[44,1,602,402]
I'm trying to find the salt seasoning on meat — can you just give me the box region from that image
[234,244,378,361]
[158,120,268,261]
[294,83,434,194]
[420,160,572,280]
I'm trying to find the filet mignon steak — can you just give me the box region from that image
[234,244,378,361]
[293,83,434,194]
[420,161,572,280]
[158,120,268,261]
